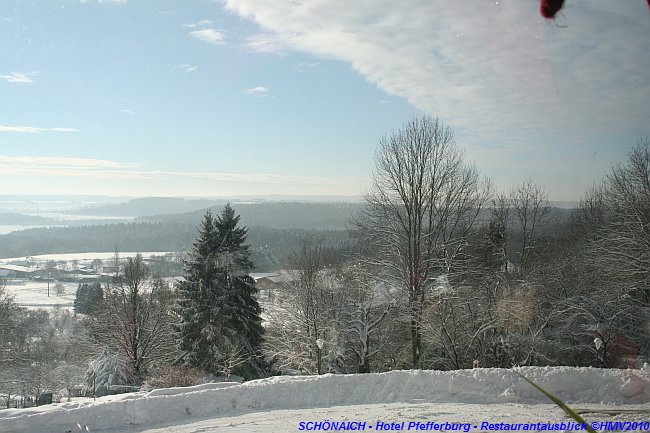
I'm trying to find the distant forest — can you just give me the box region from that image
[0,201,572,272]
[0,223,352,271]
[0,201,369,271]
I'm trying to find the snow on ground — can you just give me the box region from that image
[1,251,175,263]
[2,279,77,310]
[1,367,648,433]
[115,402,650,433]
[1,252,180,309]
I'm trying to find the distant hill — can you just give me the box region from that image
[136,202,366,230]
[549,201,579,209]
[0,201,576,271]
[0,213,59,226]
[66,197,226,217]
[67,198,366,230]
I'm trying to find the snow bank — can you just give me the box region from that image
[1,367,648,433]
[145,381,239,396]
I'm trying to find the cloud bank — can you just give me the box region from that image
[0,155,361,196]
[224,0,650,145]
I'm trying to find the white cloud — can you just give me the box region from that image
[189,28,225,45]
[243,33,290,54]
[175,64,197,73]
[0,125,79,133]
[97,0,127,5]
[223,0,650,147]
[120,109,135,115]
[1,72,35,84]
[244,86,270,97]
[0,155,139,170]
[183,19,213,29]
[0,155,357,195]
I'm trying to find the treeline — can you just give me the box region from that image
[0,213,58,225]
[0,223,353,272]
[66,197,225,217]
[137,201,365,230]
[64,198,365,229]
[0,210,571,273]
[0,223,194,259]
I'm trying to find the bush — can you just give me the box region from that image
[84,347,134,397]
[140,365,204,391]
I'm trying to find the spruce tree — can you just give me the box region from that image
[176,205,265,379]
[74,282,103,316]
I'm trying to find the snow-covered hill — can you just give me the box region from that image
[1,367,648,433]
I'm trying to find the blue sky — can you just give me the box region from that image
[1,0,648,201]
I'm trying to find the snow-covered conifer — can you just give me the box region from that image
[176,205,264,379]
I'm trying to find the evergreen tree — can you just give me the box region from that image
[175,205,265,379]
[73,282,103,316]
[478,219,508,273]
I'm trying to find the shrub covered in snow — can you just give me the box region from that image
[84,347,134,397]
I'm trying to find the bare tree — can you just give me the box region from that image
[582,139,650,362]
[0,377,21,408]
[539,140,650,367]
[509,179,550,271]
[598,139,650,302]
[0,283,21,367]
[263,301,316,373]
[488,193,511,272]
[52,362,86,402]
[352,116,490,368]
[263,241,345,374]
[54,282,65,297]
[569,184,607,239]
[340,268,394,373]
[0,292,26,407]
[215,343,248,379]
[92,258,103,273]
[91,255,176,383]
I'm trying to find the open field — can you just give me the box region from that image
[2,279,77,310]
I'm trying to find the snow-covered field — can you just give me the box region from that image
[2,280,77,309]
[1,367,648,433]
[2,251,175,263]
[1,252,180,309]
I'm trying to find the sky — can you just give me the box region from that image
[1,0,648,201]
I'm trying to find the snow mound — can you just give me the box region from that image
[1,367,648,433]
[146,381,240,396]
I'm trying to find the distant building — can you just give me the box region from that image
[251,271,293,301]
[251,272,291,290]
[0,264,37,279]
